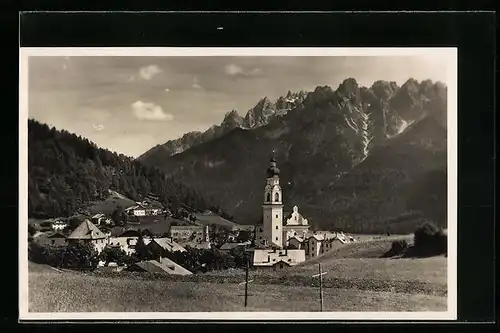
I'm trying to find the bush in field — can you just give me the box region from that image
[29,241,100,270]
[29,241,65,266]
[381,239,408,258]
[61,242,100,270]
[411,222,447,256]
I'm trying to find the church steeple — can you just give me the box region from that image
[266,150,280,178]
[262,152,284,248]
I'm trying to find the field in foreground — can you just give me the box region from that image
[28,254,447,312]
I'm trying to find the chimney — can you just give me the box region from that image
[158,256,162,263]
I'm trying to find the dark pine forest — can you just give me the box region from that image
[28,119,225,219]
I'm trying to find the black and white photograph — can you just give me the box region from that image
[19,47,457,320]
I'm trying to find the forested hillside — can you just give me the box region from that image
[28,119,225,219]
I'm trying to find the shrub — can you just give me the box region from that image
[28,241,100,270]
[412,222,447,256]
[381,239,408,257]
[99,245,132,266]
[391,239,408,254]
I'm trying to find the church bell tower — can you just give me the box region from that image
[262,151,283,248]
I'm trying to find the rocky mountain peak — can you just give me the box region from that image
[221,110,244,130]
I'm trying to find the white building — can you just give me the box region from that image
[66,219,108,253]
[303,232,349,259]
[252,154,308,268]
[107,229,141,255]
[91,213,113,226]
[51,219,68,231]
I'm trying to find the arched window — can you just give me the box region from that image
[274,192,280,202]
[266,193,271,202]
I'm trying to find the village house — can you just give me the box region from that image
[251,155,308,268]
[91,213,113,226]
[143,237,187,254]
[66,219,108,253]
[169,225,207,243]
[51,219,68,232]
[108,229,141,255]
[287,235,304,250]
[125,200,164,217]
[34,231,67,247]
[252,247,306,269]
[219,241,251,253]
[303,231,349,259]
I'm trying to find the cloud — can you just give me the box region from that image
[92,124,105,131]
[224,63,262,77]
[139,65,162,80]
[62,63,68,70]
[131,100,174,121]
[192,77,203,89]
[164,88,170,92]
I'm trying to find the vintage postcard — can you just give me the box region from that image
[19,47,457,321]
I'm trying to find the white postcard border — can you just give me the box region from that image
[19,47,458,321]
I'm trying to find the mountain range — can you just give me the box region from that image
[138,90,308,159]
[138,78,448,234]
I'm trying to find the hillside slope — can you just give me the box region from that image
[139,78,447,233]
[28,120,225,219]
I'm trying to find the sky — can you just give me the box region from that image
[28,55,449,157]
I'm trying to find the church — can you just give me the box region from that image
[251,154,309,268]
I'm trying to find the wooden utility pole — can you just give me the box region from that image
[319,263,324,311]
[244,254,249,307]
[238,248,254,308]
[312,263,327,312]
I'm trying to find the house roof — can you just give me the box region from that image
[67,219,107,240]
[125,205,143,211]
[288,235,304,243]
[180,241,211,250]
[219,241,250,251]
[148,238,186,252]
[132,258,192,275]
[91,213,105,219]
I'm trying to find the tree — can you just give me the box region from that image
[229,245,247,268]
[236,230,252,243]
[99,246,131,266]
[412,222,446,256]
[62,242,100,270]
[134,234,147,261]
[28,119,228,221]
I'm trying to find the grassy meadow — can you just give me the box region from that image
[28,235,448,313]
